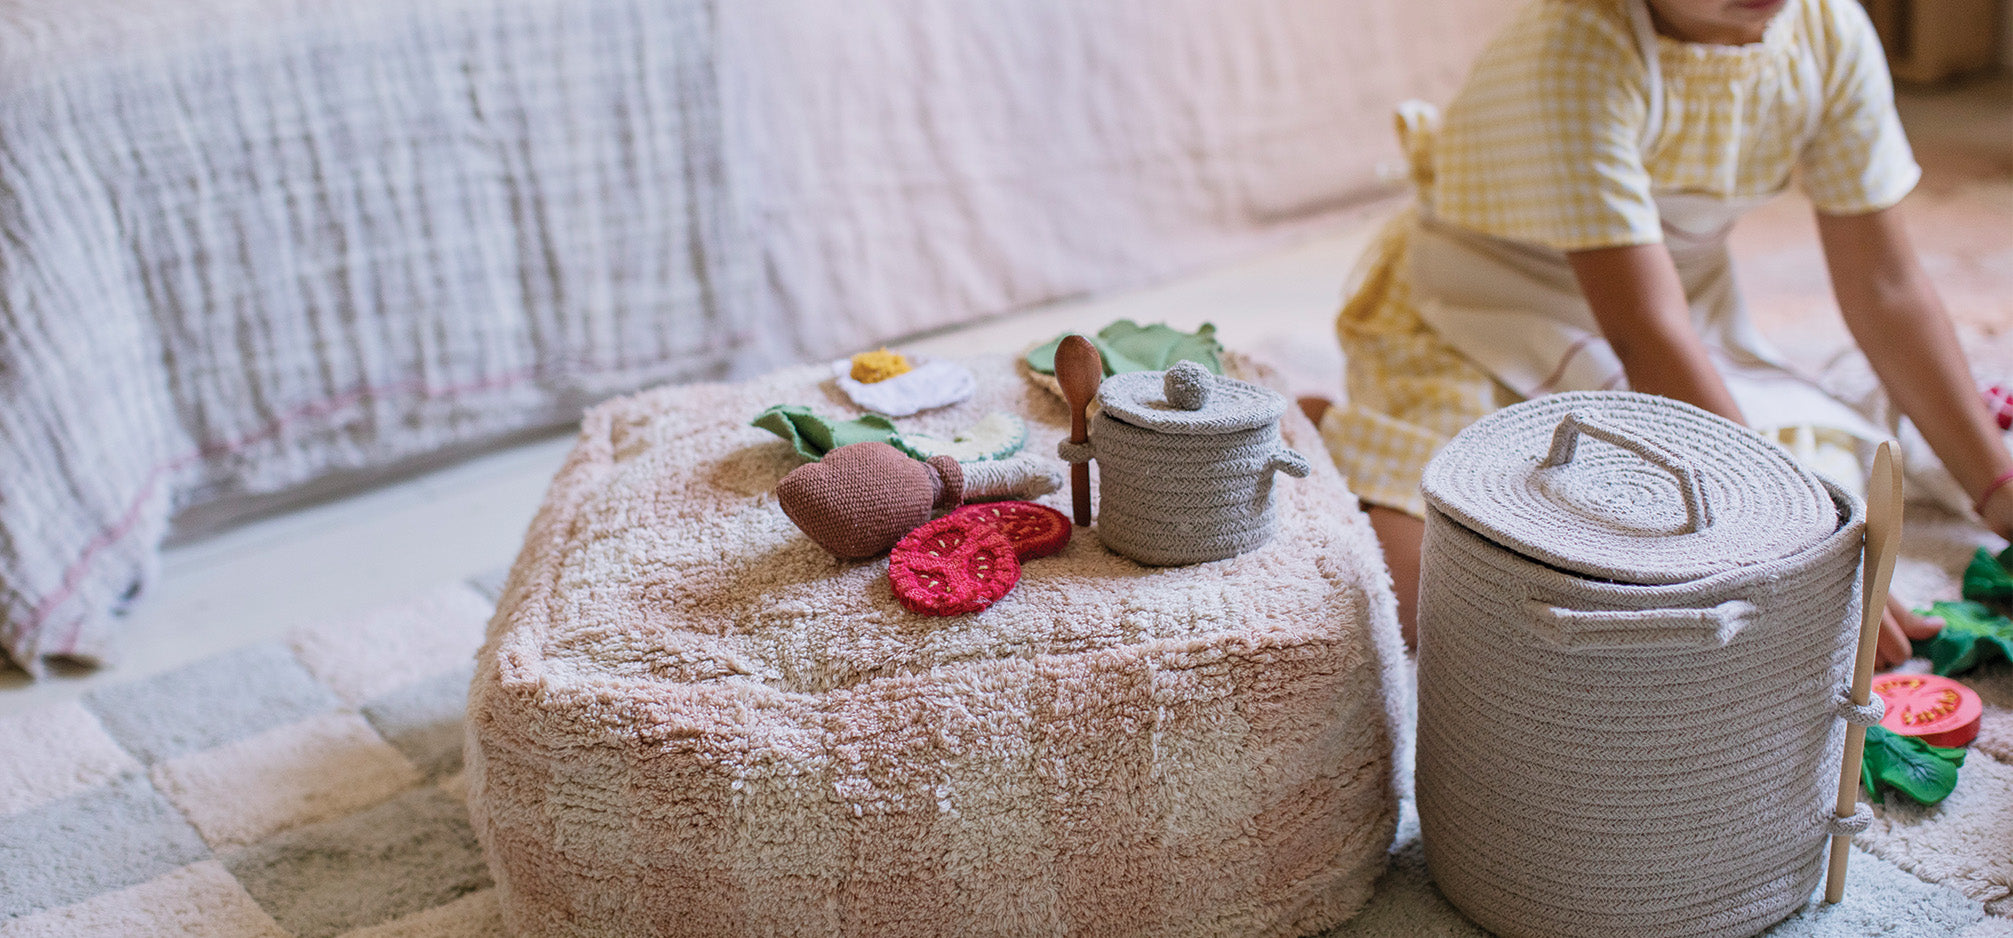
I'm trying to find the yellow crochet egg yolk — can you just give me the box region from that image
[849,348,913,384]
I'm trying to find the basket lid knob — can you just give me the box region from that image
[1164,360,1212,411]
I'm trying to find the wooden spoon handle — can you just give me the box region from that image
[1054,335,1103,527]
[1825,440,1903,904]
[1070,461,1091,527]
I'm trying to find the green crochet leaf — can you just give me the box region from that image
[749,405,923,462]
[1917,600,2013,677]
[1860,725,1965,806]
[1960,545,2013,611]
[1024,320,1224,377]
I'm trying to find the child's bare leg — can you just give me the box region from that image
[1366,504,1423,649]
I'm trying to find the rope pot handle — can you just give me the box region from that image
[1266,449,1311,480]
[1541,411,1712,534]
[1522,599,1756,649]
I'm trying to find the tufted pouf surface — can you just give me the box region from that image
[465,354,1407,938]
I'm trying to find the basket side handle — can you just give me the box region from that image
[1523,599,1756,649]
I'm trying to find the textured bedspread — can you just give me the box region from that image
[0,0,1510,672]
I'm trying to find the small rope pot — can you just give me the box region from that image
[1060,360,1309,565]
[1416,392,1871,938]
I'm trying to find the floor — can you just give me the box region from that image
[1,75,2007,718]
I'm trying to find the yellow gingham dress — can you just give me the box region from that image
[1323,0,1919,517]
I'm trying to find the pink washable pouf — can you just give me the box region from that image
[466,354,1406,938]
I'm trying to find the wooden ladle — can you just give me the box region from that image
[1054,335,1103,526]
[1825,439,1903,904]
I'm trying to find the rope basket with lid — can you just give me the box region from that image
[1059,360,1310,565]
[1416,391,1876,938]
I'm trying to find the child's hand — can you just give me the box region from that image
[1874,598,1943,670]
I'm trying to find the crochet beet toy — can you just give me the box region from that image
[775,442,1062,560]
[776,442,962,559]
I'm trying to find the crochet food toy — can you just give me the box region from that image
[831,357,977,416]
[906,412,1028,462]
[887,515,1021,615]
[1024,319,1224,377]
[752,404,917,461]
[849,347,913,383]
[947,501,1070,560]
[776,442,962,559]
[775,443,1064,560]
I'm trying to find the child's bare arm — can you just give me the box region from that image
[1571,236,1951,665]
[1567,243,1748,423]
[1816,205,2013,540]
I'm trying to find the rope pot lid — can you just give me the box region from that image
[1097,360,1287,435]
[1420,391,1840,586]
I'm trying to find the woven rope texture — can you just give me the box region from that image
[1417,392,1867,938]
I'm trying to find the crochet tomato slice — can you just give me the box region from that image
[948,501,1072,560]
[1872,673,1982,748]
[888,516,1021,616]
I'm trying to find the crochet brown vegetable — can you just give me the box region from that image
[775,442,962,559]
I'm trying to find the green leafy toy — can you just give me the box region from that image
[750,405,923,462]
[1024,320,1223,377]
[1859,725,1965,805]
[1919,600,2013,676]
[1960,545,2013,612]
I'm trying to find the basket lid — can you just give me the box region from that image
[1097,360,1286,435]
[1421,392,1841,586]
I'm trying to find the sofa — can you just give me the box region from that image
[0,0,1513,673]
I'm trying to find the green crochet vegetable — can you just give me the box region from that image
[905,412,1027,462]
[1919,600,2013,677]
[1860,725,1965,805]
[1960,545,2013,612]
[1024,320,1224,377]
[750,405,923,462]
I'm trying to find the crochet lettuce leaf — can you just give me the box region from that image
[1918,600,2013,677]
[1860,725,1965,806]
[1024,320,1223,377]
[1960,545,2013,611]
[750,405,924,462]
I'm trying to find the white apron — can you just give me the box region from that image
[1405,0,1892,461]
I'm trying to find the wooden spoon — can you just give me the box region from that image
[1054,335,1103,526]
[1825,440,1903,904]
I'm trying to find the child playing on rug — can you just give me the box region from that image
[1309,0,2013,666]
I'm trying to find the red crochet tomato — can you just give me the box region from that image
[888,515,1021,616]
[1872,673,1982,748]
[947,501,1072,560]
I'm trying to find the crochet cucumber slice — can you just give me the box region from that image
[906,412,1027,462]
